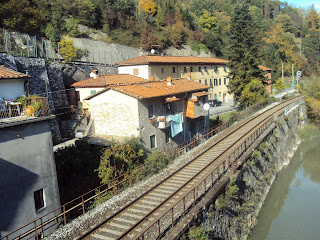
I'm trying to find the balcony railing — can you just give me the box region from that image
[0,96,51,119]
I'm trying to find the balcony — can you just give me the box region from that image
[0,96,51,120]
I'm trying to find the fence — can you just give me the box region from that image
[0,29,129,66]
[0,96,51,120]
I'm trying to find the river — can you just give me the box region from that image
[249,135,320,240]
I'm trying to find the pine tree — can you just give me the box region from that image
[227,1,265,108]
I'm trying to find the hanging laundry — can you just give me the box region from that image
[170,113,183,137]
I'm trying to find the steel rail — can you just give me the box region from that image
[78,96,303,240]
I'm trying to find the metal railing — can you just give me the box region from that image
[1,97,301,240]
[0,97,50,120]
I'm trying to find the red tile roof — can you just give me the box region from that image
[71,74,149,88]
[109,78,210,99]
[116,55,229,66]
[0,65,29,79]
[259,65,272,71]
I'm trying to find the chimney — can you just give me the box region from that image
[167,76,173,86]
[90,69,99,79]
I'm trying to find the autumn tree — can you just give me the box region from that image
[239,78,268,107]
[227,1,265,107]
[138,0,157,16]
[58,36,79,62]
[273,79,285,92]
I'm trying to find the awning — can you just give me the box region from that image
[165,96,180,102]
[192,91,210,97]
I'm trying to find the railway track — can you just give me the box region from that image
[79,96,303,240]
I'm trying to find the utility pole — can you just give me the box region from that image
[282,62,284,82]
[292,64,294,85]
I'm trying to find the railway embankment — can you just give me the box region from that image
[191,101,307,240]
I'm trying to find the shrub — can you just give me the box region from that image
[144,150,169,175]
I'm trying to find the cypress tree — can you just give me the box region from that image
[227,1,265,107]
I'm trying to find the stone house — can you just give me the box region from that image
[82,77,210,150]
[116,56,273,103]
[116,55,232,103]
[0,65,29,101]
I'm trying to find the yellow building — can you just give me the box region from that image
[116,55,231,103]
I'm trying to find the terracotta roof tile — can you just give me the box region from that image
[116,55,229,66]
[258,65,272,71]
[71,74,149,88]
[110,78,210,99]
[0,65,29,79]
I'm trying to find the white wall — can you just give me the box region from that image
[75,87,104,102]
[0,79,25,100]
[89,90,140,138]
[117,65,149,80]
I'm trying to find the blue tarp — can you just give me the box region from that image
[170,113,183,137]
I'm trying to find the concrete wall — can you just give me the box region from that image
[89,90,140,138]
[0,119,61,239]
[118,65,149,79]
[0,79,26,100]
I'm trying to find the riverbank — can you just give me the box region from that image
[190,99,307,240]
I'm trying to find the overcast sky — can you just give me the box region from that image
[284,0,320,10]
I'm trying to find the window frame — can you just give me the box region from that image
[34,188,46,212]
[150,135,156,149]
[148,104,154,119]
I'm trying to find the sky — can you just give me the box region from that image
[284,0,320,11]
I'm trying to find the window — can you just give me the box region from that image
[214,79,217,86]
[224,78,226,85]
[148,104,154,118]
[198,67,201,72]
[199,80,202,84]
[219,92,221,97]
[224,66,227,72]
[184,67,187,73]
[210,79,212,86]
[219,78,221,85]
[190,67,193,72]
[205,79,208,85]
[214,66,218,72]
[173,67,176,73]
[34,189,45,211]
[133,68,139,75]
[150,135,156,149]
[204,66,207,71]
[161,68,164,73]
[90,90,96,95]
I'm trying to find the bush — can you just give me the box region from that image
[145,150,169,175]
[299,123,320,140]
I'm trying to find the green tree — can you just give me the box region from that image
[227,1,265,107]
[198,10,218,34]
[239,78,268,107]
[58,36,79,62]
[96,138,144,185]
[65,17,80,37]
[0,0,46,34]
[273,79,285,92]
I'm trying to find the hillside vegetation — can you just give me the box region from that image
[1,0,320,107]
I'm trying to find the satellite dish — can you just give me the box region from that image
[151,49,155,54]
[89,72,94,78]
[203,103,210,111]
